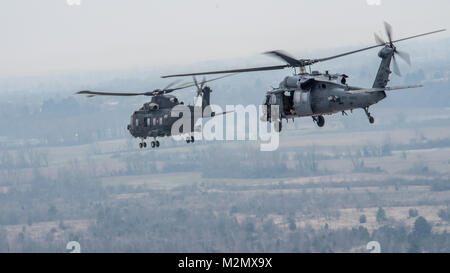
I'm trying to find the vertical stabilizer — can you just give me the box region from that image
[201,86,212,113]
[372,46,394,88]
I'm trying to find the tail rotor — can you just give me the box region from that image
[193,76,207,105]
[375,21,412,76]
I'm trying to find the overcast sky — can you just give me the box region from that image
[1,0,449,77]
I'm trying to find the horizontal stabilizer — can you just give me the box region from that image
[345,84,423,94]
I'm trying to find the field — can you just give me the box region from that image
[0,106,449,252]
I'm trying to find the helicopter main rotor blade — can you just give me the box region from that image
[284,27,445,65]
[391,29,446,44]
[199,73,238,84]
[163,44,391,78]
[77,74,236,97]
[161,27,445,78]
[167,73,239,91]
[312,44,385,64]
[163,79,183,91]
[76,90,146,96]
[161,65,289,78]
[264,50,302,66]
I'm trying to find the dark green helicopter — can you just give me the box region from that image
[77,75,232,148]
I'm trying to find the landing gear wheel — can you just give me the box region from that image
[143,142,147,148]
[317,115,325,127]
[190,136,195,143]
[186,137,191,144]
[364,107,374,124]
[155,140,160,147]
[139,143,143,149]
[151,141,156,148]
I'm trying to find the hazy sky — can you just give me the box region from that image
[1,0,449,77]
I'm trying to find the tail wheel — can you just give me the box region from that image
[317,115,325,127]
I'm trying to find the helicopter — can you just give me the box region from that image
[161,22,446,132]
[77,75,232,148]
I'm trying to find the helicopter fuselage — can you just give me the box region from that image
[127,95,194,139]
[127,85,214,147]
[160,23,444,132]
[264,72,386,121]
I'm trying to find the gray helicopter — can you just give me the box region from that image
[162,22,446,132]
[77,75,231,148]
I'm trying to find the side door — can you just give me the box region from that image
[293,90,313,116]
